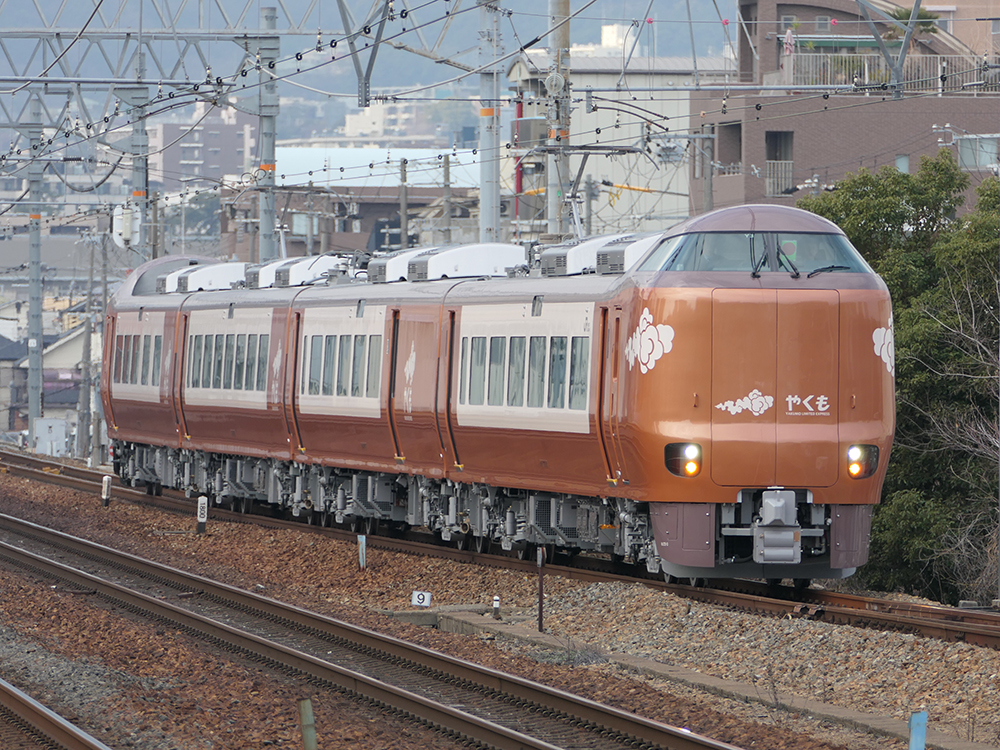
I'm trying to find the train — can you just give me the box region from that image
[103,204,895,584]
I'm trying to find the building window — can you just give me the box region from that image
[895,154,910,173]
[815,15,831,31]
[780,15,796,30]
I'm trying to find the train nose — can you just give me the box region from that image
[710,288,840,488]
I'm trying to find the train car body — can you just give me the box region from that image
[103,205,894,582]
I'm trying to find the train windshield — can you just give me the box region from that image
[638,232,871,276]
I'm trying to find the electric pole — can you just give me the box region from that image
[478,0,503,242]
[258,6,280,261]
[27,94,43,449]
[546,0,571,236]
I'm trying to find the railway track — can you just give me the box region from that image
[4,447,1000,650]
[0,675,113,750]
[0,511,739,750]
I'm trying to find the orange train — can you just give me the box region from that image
[104,204,894,583]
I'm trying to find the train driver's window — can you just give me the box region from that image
[774,232,869,275]
[697,233,755,271]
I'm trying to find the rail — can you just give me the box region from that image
[0,513,740,750]
[0,676,113,750]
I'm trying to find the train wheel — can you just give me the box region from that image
[473,535,490,554]
[793,578,811,594]
[349,516,363,534]
[365,517,379,535]
[454,534,469,551]
[240,498,252,515]
[144,481,154,496]
[766,578,783,589]
[663,573,679,584]
[688,577,706,587]
[153,482,163,496]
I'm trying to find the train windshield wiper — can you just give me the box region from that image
[806,265,852,278]
[750,246,768,278]
[776,246,800,278]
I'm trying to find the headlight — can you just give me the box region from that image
[847,444,879,479]
[666,443,701,477]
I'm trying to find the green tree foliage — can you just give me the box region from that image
[800,151,1000,603]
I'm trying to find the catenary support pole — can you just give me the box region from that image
[400,159,408,249]
[27,93,43,449]
[546,0,570,236]
[258,7,279,261]
[478,0,502,242]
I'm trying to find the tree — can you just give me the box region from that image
[798,152,1000,604]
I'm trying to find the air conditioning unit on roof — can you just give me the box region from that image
[407,243,526,281]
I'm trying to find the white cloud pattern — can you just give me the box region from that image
[625,307,675,373]
[715,389,774,416]
[872,315,895,377]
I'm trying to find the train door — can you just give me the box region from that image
[102,314,118,430]
[386,309,403,460]
[599,307,628,484]
[284,311,306,453]
[173,311,190,440]
[442,309,462,470]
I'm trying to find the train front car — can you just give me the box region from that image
[621,205,894,583]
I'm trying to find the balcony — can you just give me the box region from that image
[765,160,794,197]
[789,53,990,93]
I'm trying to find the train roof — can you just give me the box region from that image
[664,204,845,237]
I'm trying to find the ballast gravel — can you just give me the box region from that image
[0,470,994,749]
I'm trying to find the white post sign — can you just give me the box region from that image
[411,590,432,608]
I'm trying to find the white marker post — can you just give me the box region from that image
[196,495,208,534]
[493,595,501,620]
[411,590,432,608]
[358,534,366,570]
[101,476,112,507]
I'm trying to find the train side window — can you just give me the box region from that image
[507,337,526,407]
[459,337,468,405]
[488,336,506,406]
[151,335,162,387]
[300,336,308,395]
[233,334,246,391]
[212,334,224,389]
[337,334,351,396]
[130,335,141,385]
[244,334,258,390]
[201,335,214,389]
[366,334,382,398]
[255,334,270,391]
[527,336,546,408]
[547,337,567,408]
[351,335,367,397]
[223,334,236,389]
[113,335,124,383]
[309,334,323,395]
[140,335,151,386]
[122,335,133,384]
[322,335,336,396]
[469,336,487,405]
[190,335,203,388]
[568,336,589,410]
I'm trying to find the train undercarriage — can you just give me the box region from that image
[114,440,867,582]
